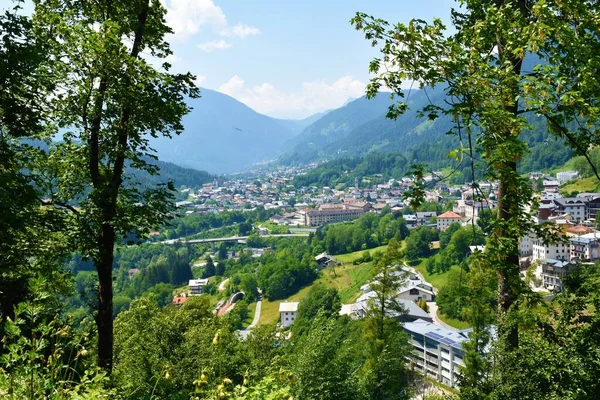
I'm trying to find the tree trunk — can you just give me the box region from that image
[496,162,520,351]
[96,221,116,371]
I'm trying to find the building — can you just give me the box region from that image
[357,266,436,304]
[416,211,437,225]
[532,237,570,262]
[540,259,574,291]
[315,252,335,268]
[279,302,299,328]
[553,198,587,222]
[436,211,463,231]
[404,319,472,388]
[556,170,578,184]
[341,296,433,323]
[577,193,600,221]
[304,203,368,226]
[189,278,209,295]
[569,236,600,262]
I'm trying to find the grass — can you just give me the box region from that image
[242,302,257,327]
[258,260,378,325]
[439,313,471,330]
[335,245,389,263]
[412,255,472,329]
[412,254,462,291]
[560,176,599,195]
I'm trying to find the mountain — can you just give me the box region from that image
[281,83,572,174]
[280,94,398,163]
[133,159,214,189]
[293,110,332,127]
[149,88,299,174]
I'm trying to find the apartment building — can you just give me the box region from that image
[436,211,462,231]
[304,202,370,226]
[540,259,573,291]
[404,319,471,388]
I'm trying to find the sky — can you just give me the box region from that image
[3,0,457,119]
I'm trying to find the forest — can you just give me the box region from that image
[3,0,600,399]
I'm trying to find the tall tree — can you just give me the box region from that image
[352,0,600,390]
[0,1,71,318]
[34,0,198,371]
[360,239,411,399]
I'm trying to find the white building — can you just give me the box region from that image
[556,170,578,184]
[189,279,209,296]
[569,236,600,262]
[279,302,299,328]
[532,237,570,262]
[404,319,472,388]
[436,211,463,231]
[553,198,587,222]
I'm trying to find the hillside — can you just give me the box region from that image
[149,88,301,174]
[133,159,214,189]
[279,94,398,164]
[285,84,573,184]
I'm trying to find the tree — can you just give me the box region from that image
[0,1,72,319]
[204,256,216,278]
[352,2,600,391]
[292,285,341,337]
[361,239,411,399]
[34,0,198,371]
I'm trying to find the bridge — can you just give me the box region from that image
[162,233,310,246]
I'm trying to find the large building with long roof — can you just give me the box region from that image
[403,319,472,388]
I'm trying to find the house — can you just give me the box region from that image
[416,211,437,225]
[189,278,209,296]
[341,296,433,323]
[569,236,600,262]
[358,266,435,303]
[279,302,299,328]
[128,268,139,279]
[436,211,462,231]
[553,198,587,222]
[540,259,575,291]
[532,237,570,262]
[172,294,188,306]
[315,252,335,269]
[403,319,473,388]
[397,280,435,302]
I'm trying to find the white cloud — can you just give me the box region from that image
[221,24,261,38]
[218,75,367,119]
[197,40,232,52]
[162,0,260,42]
[194,74,207,86]
[162,0,227,39]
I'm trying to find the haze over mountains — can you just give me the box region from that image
[149,88,303,174]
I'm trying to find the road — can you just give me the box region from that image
[427,301,457,331]
[247,299,262,329]
[218,278,229,292]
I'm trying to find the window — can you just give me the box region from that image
[409,288,420,295]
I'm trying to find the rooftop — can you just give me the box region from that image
[438,211,462,219]
[279,302,299,313]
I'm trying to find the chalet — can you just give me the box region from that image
[189,278,209,296]
[279,302,299,328]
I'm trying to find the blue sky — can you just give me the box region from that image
[2,0,457,119]
[162,0,457,119]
